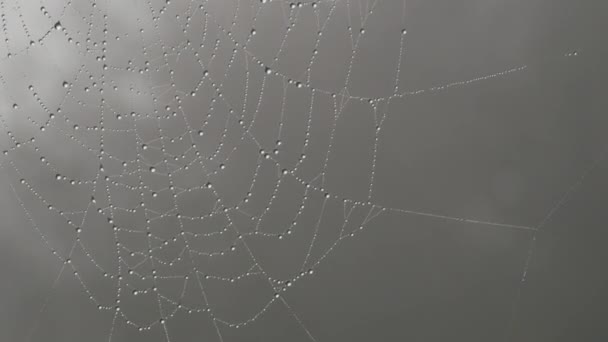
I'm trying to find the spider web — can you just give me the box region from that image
[0,0,586,341]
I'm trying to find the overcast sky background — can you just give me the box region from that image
[1,0,607,341]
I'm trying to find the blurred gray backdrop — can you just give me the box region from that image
[1,0,607,341]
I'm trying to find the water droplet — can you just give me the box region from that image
[566,50,578,57]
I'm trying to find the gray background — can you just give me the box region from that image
[1,0,607,341]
